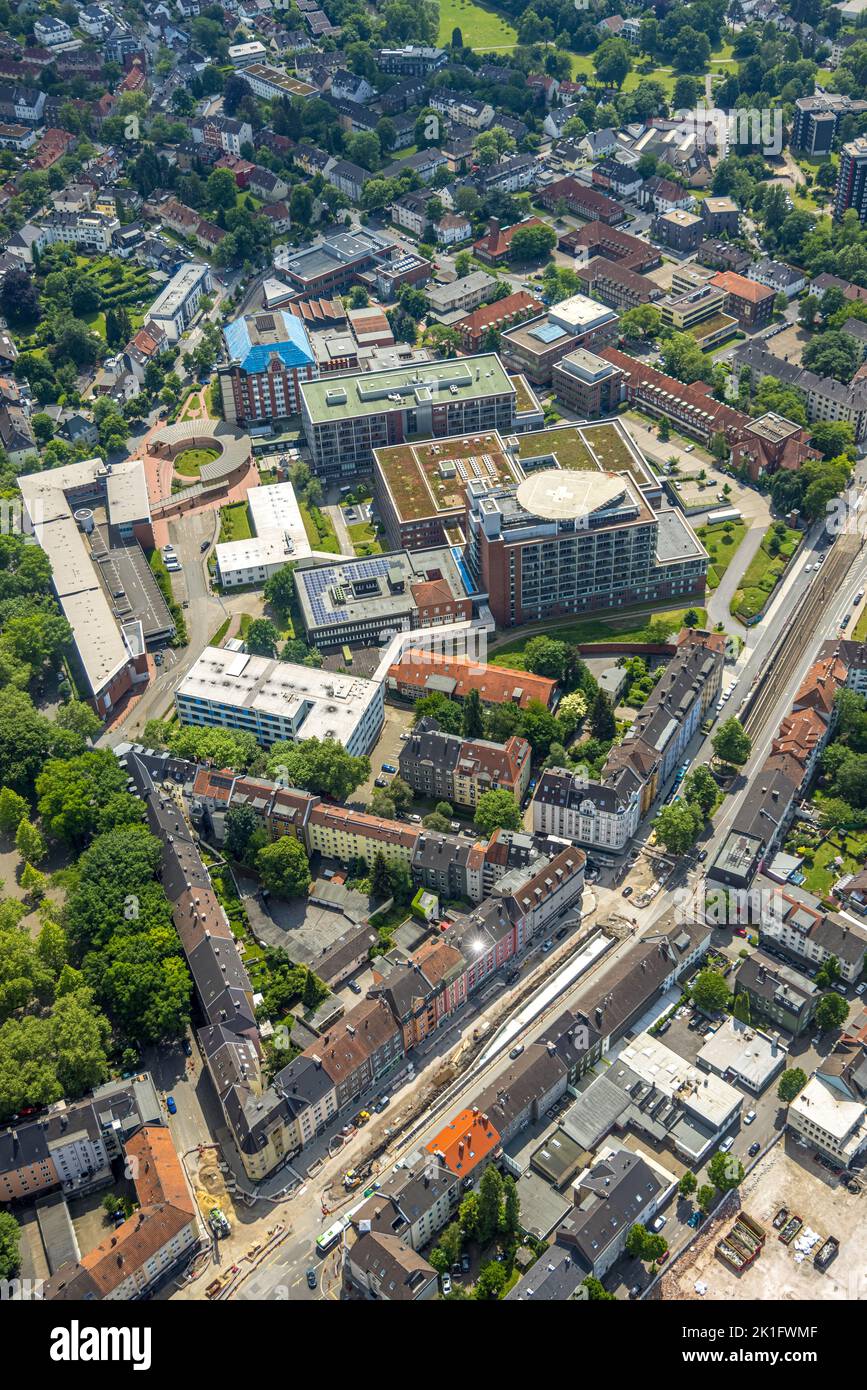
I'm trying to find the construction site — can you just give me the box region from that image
[658,1138,863,1301]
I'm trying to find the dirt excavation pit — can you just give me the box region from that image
[192,1150,240,1226]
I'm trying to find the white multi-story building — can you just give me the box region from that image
[147,262,212,341]
[175,647,385,755]
[533,768,642,852]
[35,212,119,253]
[788,1071,867,1168]
[215,482,316,588]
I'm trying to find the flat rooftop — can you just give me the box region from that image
[300,354,514,425]
[697,1018,787,1092]
[516,468,628,521]
[177,646,381,740]
[515,420,658,490]
[295,546,470,631]
[149,261,209,319]
[375,430,520,523]
[19,455,152,697]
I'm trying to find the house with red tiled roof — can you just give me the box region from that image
[710,269,775,330]
[387,649,557,710]
[771,706,830,781]
[307,803,418,868]
[42,1126,198,1301]
[792,653,849,724]
[454,288,544,351]
[474,216,550,266]
[261,199,291,233]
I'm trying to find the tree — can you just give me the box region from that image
[697,1184,715,1213]
[508,224,557,263]
[257,837,311,898]
[474,789,522,836]
[0,268,40,326]
[712,718,752,767]
[815,992,849,1031]
[682,765,718,818]
[36,750,129,847]
[661,332,712,385]
[524,636,568,682]
[589,689,616,741]
[802,330,859,384]
[477,1165,504,1244]
[679,1170,698,1198]
[683,608,700,629]
[15,818,45,865]
[55,700,102,742]
[476,1260,507,1299]
[0,787,28,836]
[653,800,703,855]
[582,1275,615,1300]
[263,564,296,616]
[691,967,730,1013]
[732,991,751,1024]
[593,36,632,88]
[708,1151,744,1192]
[463,688,485,739]
[459,1191,480,1238]
[502,1174,520,1240]
[265,738,369,801]
[619,304,661,342]
[371,851,392,899]
[207,167,238,211]
[224,803,259,864]
[0,1209,21,1279]
[625,1222,667,1264]
[777,1067,808,1102]
[246,619,279,658]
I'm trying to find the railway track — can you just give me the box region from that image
[741,534,862,740]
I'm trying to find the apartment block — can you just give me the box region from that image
[299,355,517,480]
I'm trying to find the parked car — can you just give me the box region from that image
[441,1273,452,1295]
[744,1109,756,1125]
[347,979,362,995]
[697,850,708,862]
[374,777,388,788]
[541,939,554,953]
[622,886,633,898]
[166,1095,177,1115]
[461,1253,470,1274]
[509,1044,525,1060]
[182,1038,192,1057]
[200,539,210,552]
[719,1136,734,1153]
[381,763,397,774]
[306,1268,317,1290]
[651,1215,667,1232]
[657,1249,670,1264]
[748,1141,761,1157]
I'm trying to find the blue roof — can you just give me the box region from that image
[225,310,315,373]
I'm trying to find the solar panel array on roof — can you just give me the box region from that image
[301,556,397,627]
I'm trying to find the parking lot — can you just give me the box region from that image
[348,702,415,809]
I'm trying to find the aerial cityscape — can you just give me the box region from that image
[2,0,867,1334]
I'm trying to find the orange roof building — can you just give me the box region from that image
[425,1107,501,1178]
[387,649,557,710]
[43,1126,198,1301]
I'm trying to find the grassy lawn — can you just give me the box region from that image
[175,447,219,477]
[438,0,517,48]
[348,520,382,556]
[791,832,867,898]
[219,502,252,542]
[854,607,867,642]
[730,523,800,623]
[490,606,708,666]
[696,520,747,591]
[300,501,340,553]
